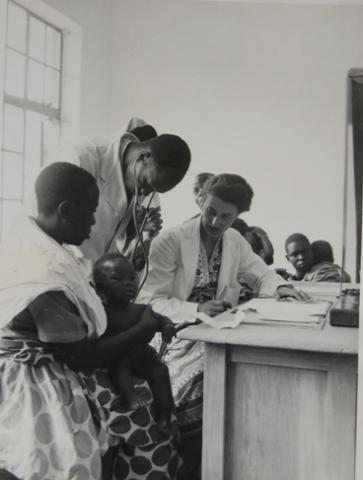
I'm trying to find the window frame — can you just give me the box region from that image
[0,0,82,239]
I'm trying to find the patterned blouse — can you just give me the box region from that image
[187,237,223,304]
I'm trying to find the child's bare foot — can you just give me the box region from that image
[157,411,171,435]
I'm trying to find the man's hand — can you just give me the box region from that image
[197,300,231,317]
[276,286,311,302]
[143,206,163,235]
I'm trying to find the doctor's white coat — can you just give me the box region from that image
[138,216,285,322]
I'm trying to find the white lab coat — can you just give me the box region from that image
[138,216,285,322]
[74,119,159,263]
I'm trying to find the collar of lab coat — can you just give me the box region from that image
[98,117,147,183]
[97,120,145,213]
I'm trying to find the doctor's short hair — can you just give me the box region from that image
[147,134,191,193]
[202,173,254,214]
[131,124,157,142]
[35,162,98,215]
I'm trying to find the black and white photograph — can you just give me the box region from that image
[0,0,362,479]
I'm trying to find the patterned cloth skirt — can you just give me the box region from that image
[0,341,180,480]
[156,335,205,437]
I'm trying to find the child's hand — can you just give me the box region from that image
[149,310,176,342]
[138,306,160,342]
[161,322,176,343]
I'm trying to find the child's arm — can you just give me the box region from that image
[132,303,176,343]
[150,310,176,343]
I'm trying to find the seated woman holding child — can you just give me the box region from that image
[138,173,308,479]
[0,163,180,480]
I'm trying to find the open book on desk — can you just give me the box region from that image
[196,297,332,329]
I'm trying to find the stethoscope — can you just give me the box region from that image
[132,158,202,358]
[131,158,155,296]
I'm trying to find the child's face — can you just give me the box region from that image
[285,240,314,274]
[102,258,139,303]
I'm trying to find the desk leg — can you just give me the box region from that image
[202,343,227,480]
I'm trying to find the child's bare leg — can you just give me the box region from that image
[143,361,174,430]
[131,346,174,431]
[109,356,136,407]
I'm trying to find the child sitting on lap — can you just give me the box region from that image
[93,253,175,431]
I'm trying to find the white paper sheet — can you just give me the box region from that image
[234,298,330,323]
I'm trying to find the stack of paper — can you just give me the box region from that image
[196,311,242,329]
[234,297,331,327]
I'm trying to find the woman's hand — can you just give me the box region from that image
[276,286,311,302]
[197,300,231,317]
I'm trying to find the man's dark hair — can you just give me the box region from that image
[311,240,334,263]
[284,233,310,252]
[35,162,98,215]
[202,174,253,214]
[147,134,191,193]
[131,124,158,142]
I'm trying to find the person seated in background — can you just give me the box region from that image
[193,172,214,208]
[93,253,175,432]
[311,239,334,264]
[285,233,351,282]
[232,223,274,266]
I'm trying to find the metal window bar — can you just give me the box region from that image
[0,0,63,240]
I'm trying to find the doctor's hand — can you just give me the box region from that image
[197,300,231,317]
[143,206,163,236]
[276,286,311,302]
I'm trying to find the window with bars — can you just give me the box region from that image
[1,0,63,240]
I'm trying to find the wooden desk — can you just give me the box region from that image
[179,315,358,480]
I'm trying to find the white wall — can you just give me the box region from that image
[43,0,113,137]
[109,0,363,271]
[40,0,363,272]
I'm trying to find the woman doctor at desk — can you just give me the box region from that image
[138,173,308,479]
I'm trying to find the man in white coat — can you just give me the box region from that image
[74,118,191,265]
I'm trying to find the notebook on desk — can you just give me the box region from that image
[196,297,331,329]
[236,298,330,323]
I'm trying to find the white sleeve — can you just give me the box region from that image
[236,236,286,296]
[137,233,198,323]
[68,138,102,179]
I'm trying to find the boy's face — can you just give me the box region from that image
[285,240,314,274]
[101,258,139,303]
